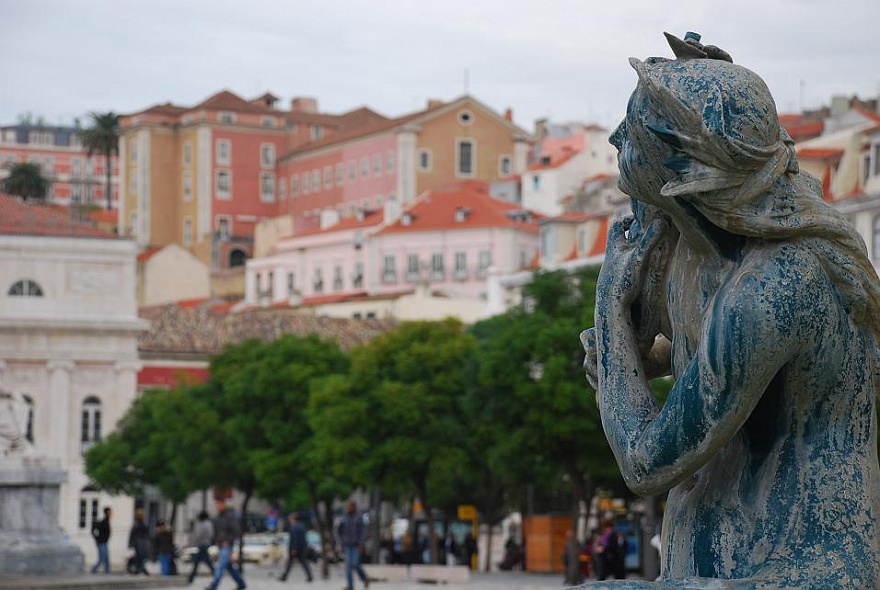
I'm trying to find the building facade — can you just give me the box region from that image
[0,124,119,210]
[0,194,145,565]
[246,181,540,321]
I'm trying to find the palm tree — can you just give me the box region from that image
[80,111,120,210]
[0,161,51,202]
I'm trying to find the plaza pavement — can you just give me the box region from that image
[0,564,573,590]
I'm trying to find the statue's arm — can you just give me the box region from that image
[598,256,810,495]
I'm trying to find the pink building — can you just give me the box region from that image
[0,124,119,210]
[245,181,539,321]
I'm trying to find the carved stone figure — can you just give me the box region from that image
[0,389,35,456]
[582,32,880,589]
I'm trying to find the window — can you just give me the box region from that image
[532,174,540,190]
[183,142,192,167]
[382,255,397,282]
[216,170,231,198]
[373,154,382,177]
[407,254,420,280]
[217,216,231,240]
[78,491,100,530]
[333,266,343,291]
[457,139,475,177]
[418,149,432,172]
[279,178,286,200]
[348,161,357,181]
[291,174,300,195]
[129,173,136,194]
[499,155,512,177]
[287,272,296,296]
[8,279,43,297]
[313,268,324,293]
[81,396,102,453]
[218,111,236,124]
[578,228,586,254]
[431,253,444,279]
[260,143,275,168]
[336,163,345,185]
[311,125,323,141]
[454,252,467,279]
[324,166,333,189]
[302,171,310,194]
[216,140,231,165]
[129,138,137,162]
[183,171,193,202]
[183,217,193,246]
[458,110,474,125]
[477,250,491,277]
[312,170,320,192]
[130,212,138,238]
[229,249,247,267]
[386,150,395,172]
[361,157,369,178]
[874,143,880,176]
[261,116,277,128]
[260,172,275,202]
[352,262,364,288]
[267,271,274,300]
[873,215,880,261]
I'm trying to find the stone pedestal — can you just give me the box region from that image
[0,457,83,574]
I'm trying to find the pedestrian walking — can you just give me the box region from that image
[128,508,151,576]
[336,501,369,590]
[188,510,216,585]
[90,507,112,574]
[278,513,313,582]
[206,498,246,590]
[154,520,175,576]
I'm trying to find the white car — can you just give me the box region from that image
[233,533,287,565]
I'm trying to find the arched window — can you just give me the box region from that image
[79,486,100,530]
[229,248,247,268]
[23,394,34,443]
[81,396,102,452]
[8,279,43,297]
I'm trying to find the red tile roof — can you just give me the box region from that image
[286,209,385,240]
[0,195,118,239]
[136,246,163,263]
[138,366,209,389]
[85,209,118,224]
[191,89,279,114]
[797,147,844,160]
[528,146,579,171]
[588,217,610,257]
[379,181,540,235]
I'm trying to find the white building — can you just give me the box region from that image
[0,195,146,567]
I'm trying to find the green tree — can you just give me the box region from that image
[200,334,349,570]
[0,161,51,201]
[308,319,477,564]
[84,387,219,524]
[80,111,120,210]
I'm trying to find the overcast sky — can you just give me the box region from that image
[1,0,878,134]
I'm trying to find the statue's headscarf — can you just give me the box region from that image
[629,35,880,341]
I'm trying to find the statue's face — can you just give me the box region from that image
[610,85,674,208]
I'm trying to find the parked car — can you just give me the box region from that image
[233,533,287,565]
[180,544,219,564]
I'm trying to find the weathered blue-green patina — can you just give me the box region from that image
[582,33,880,589]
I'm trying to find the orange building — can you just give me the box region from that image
[278,96,531,232]
[119,91,380,270]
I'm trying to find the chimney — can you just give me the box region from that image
[504,108,513,122]
[535,118,548,139]
[427,99,444,110]
[290,97,318,113]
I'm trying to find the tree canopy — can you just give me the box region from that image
[0,161,51,201]
[80,111,120,210]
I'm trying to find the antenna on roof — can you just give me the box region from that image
[464,68,469,95]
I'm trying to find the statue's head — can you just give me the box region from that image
[611,33,798,227]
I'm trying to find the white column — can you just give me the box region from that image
[396,125,419,203]
[244,262,257,304]
[113,360,142,426]
[46,360,75,460]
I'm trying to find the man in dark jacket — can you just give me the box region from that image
[278,513,313,582]
[337,501,369,590]
[206,498,246,590]
[90,507,111,574]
